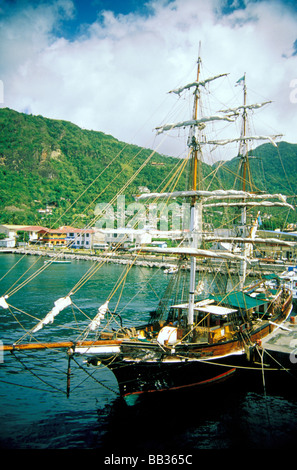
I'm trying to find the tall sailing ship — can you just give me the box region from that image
[0,50,295,406]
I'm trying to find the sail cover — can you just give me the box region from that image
[32,295,72,333]
[201,135,282,148]
[169,73,229,95]
[137,189,291,204]
[136,246,247,261]
[204,236,295,247]
[88,301,109,331]
[156,114,236,134]
[219,101,272,114]
[205,201,294,209]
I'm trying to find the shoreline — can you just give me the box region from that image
[0,247,291,275]
[0,247,179,270]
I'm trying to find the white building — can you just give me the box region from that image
[61,226,95,249]
[0,238,15,248]
[96,228,153,248]
[0,225,47,246]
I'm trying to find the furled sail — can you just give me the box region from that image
[32,295,72,333]
[88,301,109,332]
[201,134,283,148]
[204,201,294,209]
[204,236,295,247]
[135,246,248,261]
[137,189,292,206]
[204,192,290,203]
[156,114,236,135]
[169,73,229,95]
[218,101,272,114]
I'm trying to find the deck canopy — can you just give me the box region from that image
[195,305,237,316]
[170,302,237,316]
[211,292,268,309]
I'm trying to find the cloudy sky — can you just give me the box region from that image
[1,0,297,161]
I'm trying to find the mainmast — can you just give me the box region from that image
[187,45,202,326]
[191,48,201,191]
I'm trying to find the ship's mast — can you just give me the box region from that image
[151,54,282,319]
[187,45,202,326]
[239,74,248,288]
[242,74,247,190]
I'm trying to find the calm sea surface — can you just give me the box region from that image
[0,253,297,454]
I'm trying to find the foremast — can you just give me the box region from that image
[239,73,248,288]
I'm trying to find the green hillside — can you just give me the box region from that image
[0,108,187,227]
[0,108,296,230]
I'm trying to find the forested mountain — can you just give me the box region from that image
[0,108,185,227]
[0,108,296,230]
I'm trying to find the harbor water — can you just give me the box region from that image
[0,254,297,452]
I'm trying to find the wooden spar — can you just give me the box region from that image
[187,43,201,327]
[242,73,247,191]
[0,339,123,352]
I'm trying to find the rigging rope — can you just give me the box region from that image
[70,356,119,395]
[11,350,67,395]
[1,132,170,305]
[7,129,188,341]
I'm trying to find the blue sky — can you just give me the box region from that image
[0,0,160,35]
[1,0,297,159]
[53,0,159,39]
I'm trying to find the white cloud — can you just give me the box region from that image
[1,0,297,161]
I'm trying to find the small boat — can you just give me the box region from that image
[164,265,178,274]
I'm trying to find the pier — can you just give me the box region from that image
[261,316,297,370]
[0,247,293,276]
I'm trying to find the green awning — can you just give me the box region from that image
[211,291,268,310]
[263,274,280,280]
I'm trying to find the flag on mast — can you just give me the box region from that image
[235,75,245,86]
